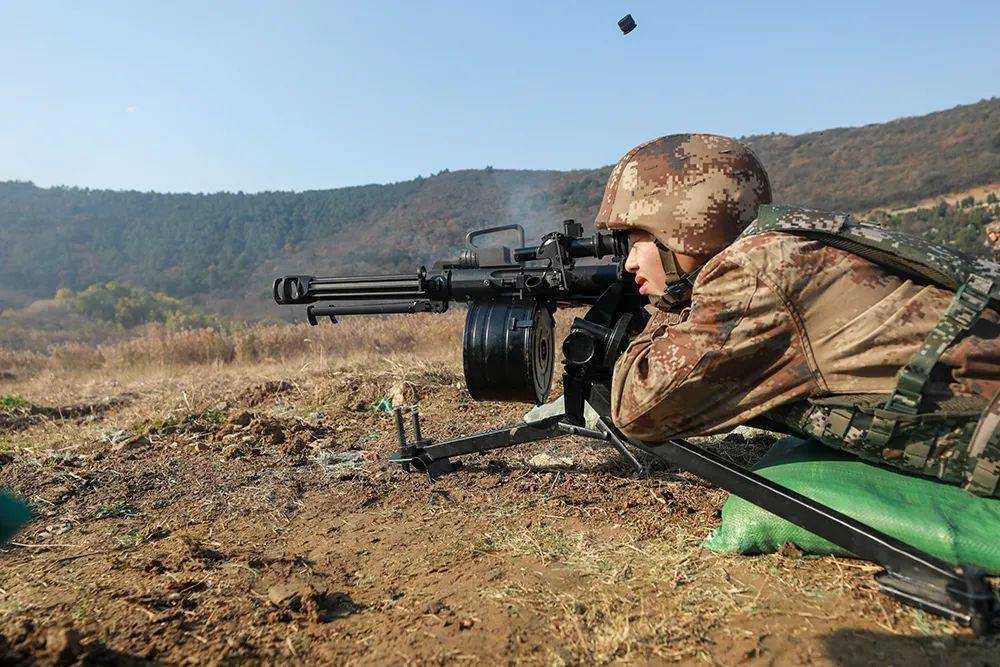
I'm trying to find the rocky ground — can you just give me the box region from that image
[0,356,998,665]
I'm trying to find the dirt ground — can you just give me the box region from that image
[1,355,998,665]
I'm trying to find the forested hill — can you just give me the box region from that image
[1,98,997,312]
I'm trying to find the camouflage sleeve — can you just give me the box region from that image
[610,253,810,441]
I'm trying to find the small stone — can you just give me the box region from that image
[221,444,244,459]
[777,542,804,559]
[113,434,149,452]
[267,583,302,607]
[424,600,449,615]
[267,581,317,611]
[527,453,573,469]
[230,412,253,427]
[314,450,368,479]
[279,436,309,459]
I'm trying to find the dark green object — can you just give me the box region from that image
[703,437,1000,573]
[0,492,31,543]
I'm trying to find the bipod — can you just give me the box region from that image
[389,406,598,481]
[387,399,999,635]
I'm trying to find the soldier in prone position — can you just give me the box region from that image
[599,134,1000,497]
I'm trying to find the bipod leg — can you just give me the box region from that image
[582,384,999,633]
[635,435,999,632]
[557,419,645,475]
[389,413,569,480]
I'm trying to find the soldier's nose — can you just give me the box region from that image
[624,248,640,273]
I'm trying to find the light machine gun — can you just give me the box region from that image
[274,221,999,635]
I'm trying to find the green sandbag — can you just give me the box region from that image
[0,491,30,543]
[703,437,1000,574]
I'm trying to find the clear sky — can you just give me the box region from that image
[2,1,997,193]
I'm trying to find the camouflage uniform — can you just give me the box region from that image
[597,135,1000,496]
[610,230,1000,436]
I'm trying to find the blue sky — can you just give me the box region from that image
[2,1,997,193]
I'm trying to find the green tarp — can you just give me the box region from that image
[703,437,1000,574]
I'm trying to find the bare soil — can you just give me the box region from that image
[0,359,997,665]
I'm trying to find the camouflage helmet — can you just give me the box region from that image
[594,134,771,256]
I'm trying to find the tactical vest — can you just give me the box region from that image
[739,205,1000,497]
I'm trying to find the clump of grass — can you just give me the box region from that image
[202,409,227,424]
[0,394,30,411]
[95,503,139,520]
[115,524,167,548]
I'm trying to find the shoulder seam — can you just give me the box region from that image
[711,237,830,393]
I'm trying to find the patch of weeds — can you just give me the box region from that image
[0,395,29,412]
[357,432,380,445]
[146,410,226,431]
[145,414,184,431]
[99,429,132,446]
[529,524,581,562]
[41,450,81,468]
[909,609,955,635]
[473,533,503,554]
[115,524,167,548]
[71,600,90,622]
[202,409,227,424]
[95,503,139,520]
[495,582,703,663]
[0,600,22,614]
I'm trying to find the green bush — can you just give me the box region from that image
[71,282,228,332]
[883,200,995,258]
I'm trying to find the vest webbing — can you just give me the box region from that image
[768,394,987,489]
[741,205,1000,495]
[967,393,1000,497]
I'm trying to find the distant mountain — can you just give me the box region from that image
[745,99,999,210]
[1,98,997,314]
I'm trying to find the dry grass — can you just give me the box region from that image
[0,311,468,384]
[477,522,751,663]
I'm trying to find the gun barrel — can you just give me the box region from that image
[274,261,629,327]
[273,271,433,305]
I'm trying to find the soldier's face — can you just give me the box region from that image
[624,230,668,296]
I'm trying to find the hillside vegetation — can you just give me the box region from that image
[1,98,997,311]
[876,196,999,258]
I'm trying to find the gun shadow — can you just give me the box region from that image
[821,628,998,665]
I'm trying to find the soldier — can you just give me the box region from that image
[596,134,1000,497]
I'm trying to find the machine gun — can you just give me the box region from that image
[274,220,999,635]
[274,221,640,404]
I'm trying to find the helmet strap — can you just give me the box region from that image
[648,241,696,310]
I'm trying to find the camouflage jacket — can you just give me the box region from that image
[611,231,1000,441]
